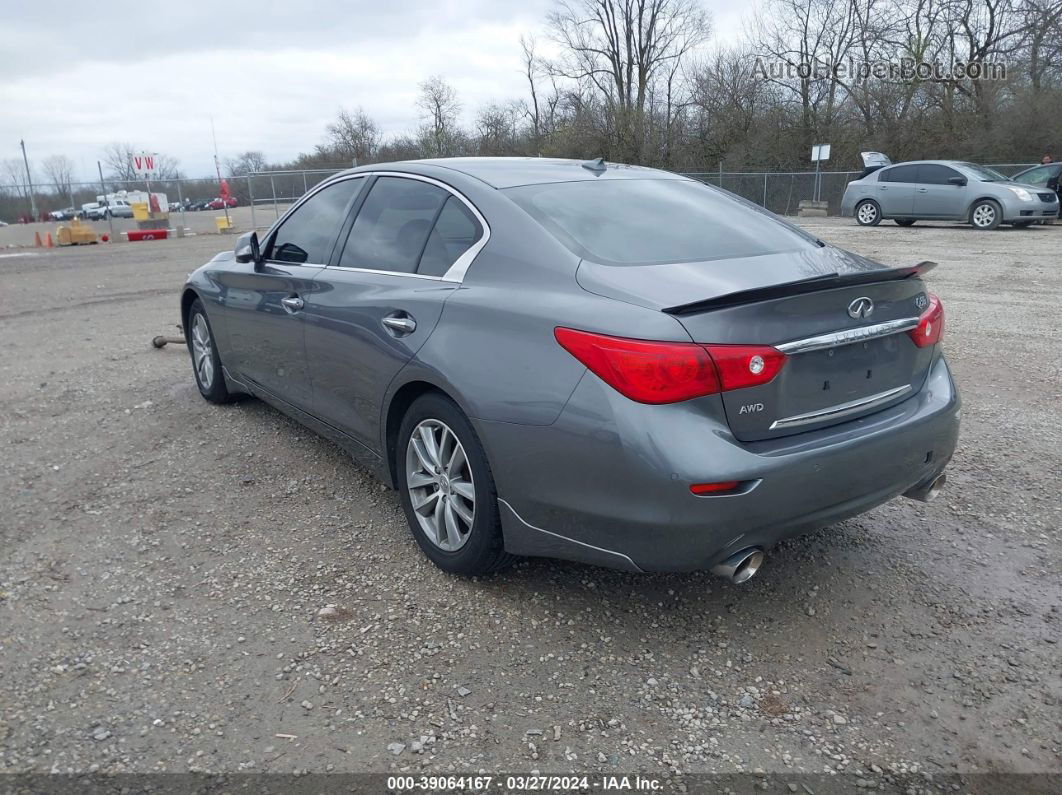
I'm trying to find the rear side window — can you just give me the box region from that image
[879,165,919,183]
[504,179,815,266]
[417,197,483,276]
[917,164,962,185]
[269,178,364,264]
[338,177,448,273]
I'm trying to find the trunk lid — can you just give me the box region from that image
[576,247,937,441]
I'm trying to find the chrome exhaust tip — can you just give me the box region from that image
[711,548,765,584]
[904,472,947,503]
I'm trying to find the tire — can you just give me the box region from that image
[1012,221,1032,228]
[895,219,916,226]
[855,199,881,226]
[186,299,234,404]
[396,392,515,576]
[969,199,1001,230]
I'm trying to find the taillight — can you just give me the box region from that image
[702,344,787,391]
[908,294,944,348]
[554,328,786,404]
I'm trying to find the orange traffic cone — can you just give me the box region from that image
[34,231,43,247]
[45,232,54,248]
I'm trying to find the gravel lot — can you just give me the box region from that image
[1,219,1059,790]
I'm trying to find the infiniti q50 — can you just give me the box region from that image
[181,158,960,581]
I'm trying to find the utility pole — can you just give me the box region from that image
[98,161,114,240]
[19,139,38,219]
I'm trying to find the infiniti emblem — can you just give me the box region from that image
[848,296,874,319]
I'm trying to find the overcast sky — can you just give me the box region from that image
[2,0,745,182]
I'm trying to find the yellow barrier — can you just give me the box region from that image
[215,215,237,233]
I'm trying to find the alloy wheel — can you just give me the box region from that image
[405,419,476,551]
[191,313,214,390]
[972,204,995,228]
[857,202,878,224]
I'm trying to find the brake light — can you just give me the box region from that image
[554,328,787,404]
[908,294,944,348]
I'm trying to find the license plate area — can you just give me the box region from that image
[720,331,932,442]
[786,334,913,410]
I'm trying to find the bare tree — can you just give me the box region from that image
[41,155,76,199]
[323,107,381,165]
[476,102,524,154]
[1,158,29,198]
[102,143,180,182]
[547,0,711,159]
[417,76,463,157]
[225,151,269,177]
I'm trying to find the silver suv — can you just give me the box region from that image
[841,160,1060,230]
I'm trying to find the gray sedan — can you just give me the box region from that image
[841,160,1059,229]
[181,158,960,582]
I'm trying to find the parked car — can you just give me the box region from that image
[103,199,135,219]
[49,207,77,221]
[207,196,238,210]
[842,160,1060,229]
[181,158,959,580]
[1011,162,1062,211]
[82,203,106,220]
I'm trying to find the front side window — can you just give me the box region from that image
[269,177,364,264]
[505,178,815,266]
[338,177,448,273]
[917,164,962,185]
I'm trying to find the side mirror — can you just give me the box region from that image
[235,231,262,267]
[948,176,967,187]
[1048,177,1059,190]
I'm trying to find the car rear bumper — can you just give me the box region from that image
[479,353,960,573]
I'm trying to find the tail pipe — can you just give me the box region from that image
[711,547,765,584]
[903,472,947,503]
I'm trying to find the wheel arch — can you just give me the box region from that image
[966,195,1002,214]
[382,377,476,489]
[180,287,201,330]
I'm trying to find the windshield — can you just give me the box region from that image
[958,163,1008,182]
[504,178,817,266]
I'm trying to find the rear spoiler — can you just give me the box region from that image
[664,261,938,316]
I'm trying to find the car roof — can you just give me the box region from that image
[882,160,967,168]
[344,157,685,189]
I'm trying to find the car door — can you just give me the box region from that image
[912,164,968,218]
[214,176,365,410]
[875,165,917,217]
[303,174,487,451]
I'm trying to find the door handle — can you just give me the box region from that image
[382,313,417,336]
[917,188,929,193]
[280,296,304,314]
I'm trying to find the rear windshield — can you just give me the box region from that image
[504,178,817,266]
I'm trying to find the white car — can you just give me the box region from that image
[103,199,134,219]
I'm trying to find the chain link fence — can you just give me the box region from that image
[1,163,1039,228]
